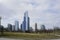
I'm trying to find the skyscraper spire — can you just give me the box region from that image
[24,11,28,17]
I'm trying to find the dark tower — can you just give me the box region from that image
[35,23,37,33]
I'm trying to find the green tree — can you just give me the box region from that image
[0,25,4,36]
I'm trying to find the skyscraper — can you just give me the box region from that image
[28,17,30,31]
[22,21,25,32]
[21,24,22,31]
[15,21,19,31]
[29,27,33,33]
[21,11,30,32]
[12,25,15,31]
[41,25,46,30]
[7,24,12,32]
[35,23,37,32]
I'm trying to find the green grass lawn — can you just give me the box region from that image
[0,32,60,39]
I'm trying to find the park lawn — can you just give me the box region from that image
[0,32,60,39]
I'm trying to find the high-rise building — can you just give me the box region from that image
[21,11,30,32]
[41,25,46,30]
[12,25,15,31]
[21,24,22,31]
[35,23,37,32]
[15,21,19,31]
[29,27,33,32]
[21,22,25,32]
[28,17,30,31]
[7,24,12,32]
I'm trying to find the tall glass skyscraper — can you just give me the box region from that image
[21,11,30,32]
[15,21,19,31]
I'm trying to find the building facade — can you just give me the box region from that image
[41,25,46,30]
[21,11,30,32]
[8,24,12,32]
[12,25,15,31]
[15,21,19,31]
[35,23,37,32]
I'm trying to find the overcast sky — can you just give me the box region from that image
[0,0,60,29]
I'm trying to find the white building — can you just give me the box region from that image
[15,21,19,31]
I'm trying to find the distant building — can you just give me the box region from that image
[35,23,37,32]
[15,21,19,31]
[21,11,30,32]
[20,24,22,31]
[29,27,33,32]
[7,24,12,32]
[40,25,46,30]
[0,17,1,25]
[28,17,30,31]
[0,17,2,30]
[21,22,25,32]
[12,25,15,31]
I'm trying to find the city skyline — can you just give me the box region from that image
[0,0,60,29]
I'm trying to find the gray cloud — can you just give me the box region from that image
[0,0,60,29]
